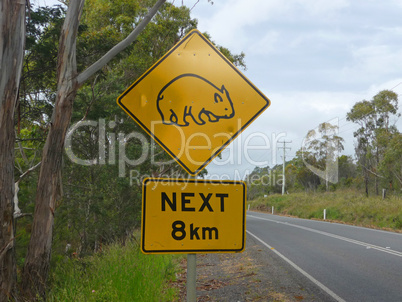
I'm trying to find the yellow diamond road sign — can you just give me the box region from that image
[117,29,270,175]
[141,178,246,254]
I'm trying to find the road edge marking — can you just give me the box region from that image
[247,214,402,257]
[247,230,346,302]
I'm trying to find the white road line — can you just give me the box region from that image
[247,230,346,302]
[247,214,402,257]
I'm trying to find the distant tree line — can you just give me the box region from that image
[246,90,401,199]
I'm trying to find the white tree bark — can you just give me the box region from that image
[13,161,41,218]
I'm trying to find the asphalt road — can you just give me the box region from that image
[246,211,402,302]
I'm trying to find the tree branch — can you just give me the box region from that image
[65,77,98,138]
[17,139,29,166]
[0,239,14,263]
[76,0,166,85]
[190,0,200,11]
[361,164,385,179]
[392,171,402,186]
[14,213,33,220]
[0,233,23,262]
[16,161,41,184]
[14,161,41,218]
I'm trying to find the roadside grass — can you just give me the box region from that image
[48,238,182,301]
[248,190,402,231]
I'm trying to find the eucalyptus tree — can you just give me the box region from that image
[379,132,402,190]
[0,1,26,300]
[347,90,399,196]
[302,122,344,191]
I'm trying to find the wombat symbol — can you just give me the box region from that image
[156,73,235,126]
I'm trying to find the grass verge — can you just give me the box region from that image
[249,190,402,231]
[48,239,182,301]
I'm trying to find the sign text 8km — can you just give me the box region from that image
[141,178,246,254]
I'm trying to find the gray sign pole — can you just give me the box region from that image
[187,174,197,302]
[186,253,196,301]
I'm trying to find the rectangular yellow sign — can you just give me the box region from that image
[141,178,246,254]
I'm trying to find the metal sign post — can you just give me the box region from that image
[187,253,196,302]
[187,174,196,302]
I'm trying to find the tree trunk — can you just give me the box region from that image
[365,174,369,197]
[375,148,379,195]
[21,0,84,299]
[0,1,26,301]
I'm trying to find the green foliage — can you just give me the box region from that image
[245,166,282,200]
[78,0,198,79]
[338,155,357,181]
[48,238,181,301]
[24,4,65,93]
[301,122,344,190]
[305,122,344,165]
[379,132,402,190]
[291,150,321,191]
[347,90,400,196]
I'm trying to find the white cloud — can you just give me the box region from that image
[35,0,63,7]
[342,45,402,82]
[194,0,288,51]
[376,26,402,36]
[367,78,402,96]
[248,31,280,55]
[393,0,402,8]
[294,0,350,16]
[194,0,350,53]
[288,29,353,51]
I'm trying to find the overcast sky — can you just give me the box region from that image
[35,0,402,179]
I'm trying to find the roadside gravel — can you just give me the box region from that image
[173,235,335,301]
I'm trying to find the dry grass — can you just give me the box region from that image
[249,189,402,231]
